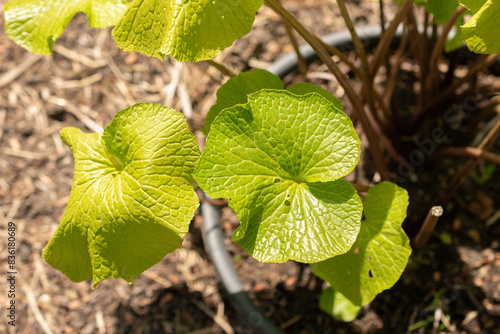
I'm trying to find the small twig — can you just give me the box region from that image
[164,60,183,107]
[280,314,302,330]
[53,44,107,68]
[106,56,136,106]
[24,284,55,334]
[51,73,103,89]
[427,147,500,165]
[0,110,5,142]
[191,299,234,334]
[0,53,42,88]
[46,96,104,133]
[205,59,236,78]
[178,82,193,119]
[414,206,444,248]
[1,148,45,160]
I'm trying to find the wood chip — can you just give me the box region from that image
[24,284,55,334]
[52,73,103,89]
[0,54,42,88]
[1,147,45,160]
[53,44,107,68]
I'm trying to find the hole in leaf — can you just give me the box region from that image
[368,270,373,278]
[286,194,291,198]
[211,178,214,182]
[274,178,280,184]
[284,199,291,206]
[278,167,282,171]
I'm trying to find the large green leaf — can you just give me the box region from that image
[112,0,259,62]
[195,89,362,263]
[458,0,500,53]
[4,0,130,55]
[43,103,200,286]
[311,181,411,305]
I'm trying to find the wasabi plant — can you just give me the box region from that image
[5,0,499,323]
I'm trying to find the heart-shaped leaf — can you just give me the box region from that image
[5,0,130,55]
[43,103,200,286]
[311,181,411,305]
[195,89,362,263]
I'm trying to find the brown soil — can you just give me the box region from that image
[1,1,499,333]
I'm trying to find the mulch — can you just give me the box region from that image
[0,1,499,333]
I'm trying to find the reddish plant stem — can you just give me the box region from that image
[427,146,500,165]
[336,0,370,83]
[428,6,467,84]
[383,24,409,106]
[466,95,500,135]
[206,59,236,77]
[264,0,389,179]
[427,117,500,209]
[337,0,395,134]
[413,116,500,238]
[283,17,309,78]
[417,13,430,116]
[370,0,414,77]
[379,0,386,34]
[320,42,363,78]
[408,54,500,134]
